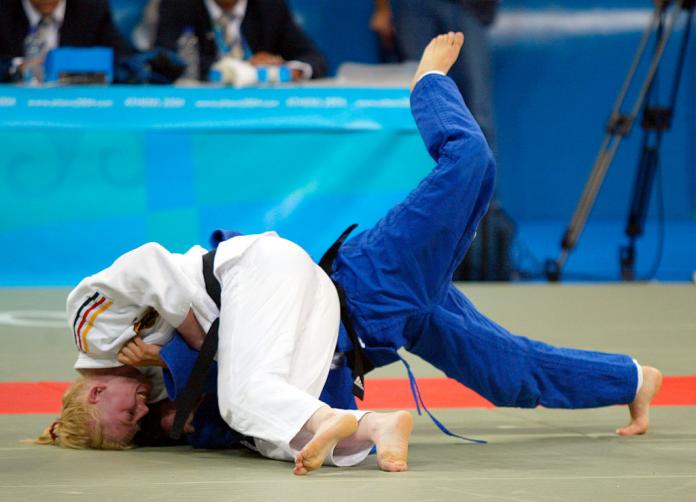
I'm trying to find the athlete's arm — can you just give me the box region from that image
[176,309,206,351]
[69,242,200,368]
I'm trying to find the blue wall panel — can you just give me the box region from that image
[1,0,694,284]
[0,127,433,285]
[490,4,695,222]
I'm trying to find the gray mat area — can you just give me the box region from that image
[1,284,695,501]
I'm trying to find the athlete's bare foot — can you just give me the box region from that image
[616,366,663,436]
[367,411,413,472]
[410,32,465,91]
[293,413,358,475]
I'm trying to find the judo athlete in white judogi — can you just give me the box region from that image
[46,33,662,473]
[67,232,409,473]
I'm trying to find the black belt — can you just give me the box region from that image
[170,250,221,439]
[170,227,372,439]
[317,224,374,399]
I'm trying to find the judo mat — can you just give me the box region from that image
[1,283,694,501]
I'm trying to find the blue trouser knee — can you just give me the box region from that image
[333,75,495,352]
[406,286,638,408]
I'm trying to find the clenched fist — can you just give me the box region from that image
[117,336,165,367]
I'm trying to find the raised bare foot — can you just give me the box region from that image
[616,366,663,436]
[293,413,358,475]
[410,32,465,91]
[368,411,413,472]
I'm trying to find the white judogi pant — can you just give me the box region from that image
[214,234,372,466]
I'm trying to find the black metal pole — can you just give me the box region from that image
[619,3,693,280]
[544,0,688,281]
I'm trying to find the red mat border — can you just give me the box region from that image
[1,376,694,415]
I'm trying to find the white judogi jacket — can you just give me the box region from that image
[66,232,372,466]
[67,233,284,370]
[66,234,274,403]
[67,242,215,370]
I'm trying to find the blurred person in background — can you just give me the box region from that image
[154,0,328,82]
[0,0,133,82]
[370,0,497,149]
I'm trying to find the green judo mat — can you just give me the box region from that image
[0,283,694,501]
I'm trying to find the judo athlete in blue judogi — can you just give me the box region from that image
[328,37,661,433]
[133,33,661,450]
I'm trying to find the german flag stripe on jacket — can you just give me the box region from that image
[72,292,113,353]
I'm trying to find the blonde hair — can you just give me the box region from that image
[35,377,131,450]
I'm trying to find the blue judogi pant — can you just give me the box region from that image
[330,74,638,410]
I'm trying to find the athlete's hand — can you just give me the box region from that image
[248,51,284,66]
[369,0,395,48]
[159,399,197,435]
[117,336,166,367]
[177,309,206,351]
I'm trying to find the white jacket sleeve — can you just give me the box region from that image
[67,242,198,369]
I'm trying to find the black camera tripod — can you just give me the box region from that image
[545,0,694,282]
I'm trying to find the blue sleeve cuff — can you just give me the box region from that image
[208,229,244,249]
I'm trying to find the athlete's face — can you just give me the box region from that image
[91,375,152,445]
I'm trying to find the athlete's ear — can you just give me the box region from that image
[87,385,106,404]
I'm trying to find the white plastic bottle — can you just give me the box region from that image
[176,27,200,83]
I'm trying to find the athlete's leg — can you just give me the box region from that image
[407,285,662,426]
[334,34,495,348]
[215,235,408,473]
[215,235,358,470]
